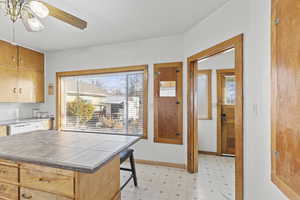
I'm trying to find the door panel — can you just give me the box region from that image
[0,40,18,69]
[217,70,236,155]
[18,70,35,103]
[0,41,18,102]
[154,62,183,144]
[0,67,18,102]
[221,105,235,155]
[272,0,300,198]
[18,46,44,103]
[18,46,44,72]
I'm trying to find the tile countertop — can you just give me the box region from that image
[0,118,52,126]
[0,130,140,173]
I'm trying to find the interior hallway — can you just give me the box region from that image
[121,154,235,200]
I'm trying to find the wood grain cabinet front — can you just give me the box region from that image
[0,157,120,200]
[0,41,18,103]
[0,182,18,200]
[20,188,72,200]
[20,168,74,198]
[0,40,44,103]
[18,46,44,103]
[0,165,18,184]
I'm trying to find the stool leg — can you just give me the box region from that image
[130,154,138,187]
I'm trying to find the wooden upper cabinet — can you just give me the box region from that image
[18,46,44,72]
[0,40,18,69]
[18,47,45,103]
[0,41,18,102]
[272,0,300,199]
[0,40,44,103]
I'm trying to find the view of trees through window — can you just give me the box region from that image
[61,71,145,135]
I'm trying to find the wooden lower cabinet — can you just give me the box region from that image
[0,182,18,200]
[0,156,120,200]
[20,168,74,198]
[0,165,18,184]
[20,188,72,200]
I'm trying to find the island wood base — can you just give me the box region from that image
[0,156,121,200]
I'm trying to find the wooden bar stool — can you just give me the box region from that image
[120,149,138,190]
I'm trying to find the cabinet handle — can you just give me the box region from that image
[39,177,51,183]
[22,193,33,199]
[19,88,22,94]
[0,169,7,174]
[0,185,6,192]
[11,56,16,62]
[13,88,17,94]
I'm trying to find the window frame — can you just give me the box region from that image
[197,70,212,120]
[56,65,148,139]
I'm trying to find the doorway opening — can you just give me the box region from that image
[187,35,244,200]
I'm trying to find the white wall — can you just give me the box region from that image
[184,0,288,199]
[42,35,187,164]
[39,0,291,198]
[197,50,234,152]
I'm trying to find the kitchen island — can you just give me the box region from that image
[0,130,140,200]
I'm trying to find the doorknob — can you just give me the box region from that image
[221,113,227,121]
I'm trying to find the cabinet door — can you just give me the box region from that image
[18,70,44,103]
[154,62,183,144]
[18,47,44,103]
[17,70,35,103]
[20,188,72,200]
[0,40,18,69]
[18,46,44,72]
[0,67,18,102]
[0,41,18,102]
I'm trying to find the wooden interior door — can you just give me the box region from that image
[0,41,18,102]
[272,0,300,198]
[154,62,183,145]
[218,70,236,155]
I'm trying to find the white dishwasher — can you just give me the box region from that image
[8,122,46,135]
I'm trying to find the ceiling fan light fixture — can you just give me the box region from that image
[28,17,45,31]
[28,1,49,19]
[22,10,45,32]
[0,1,6,11]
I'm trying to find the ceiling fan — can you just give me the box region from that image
[0,0,87,32]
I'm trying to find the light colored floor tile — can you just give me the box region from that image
[121,154,235,200]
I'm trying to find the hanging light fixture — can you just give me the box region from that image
[0,0,49,32]
[0,0,87,32]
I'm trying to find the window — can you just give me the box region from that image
[197,70,212,120]
[223,75,236,105]
[57,66,148,137]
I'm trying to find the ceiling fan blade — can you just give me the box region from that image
[39,1,87,30]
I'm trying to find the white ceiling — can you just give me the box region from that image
[0,0,229,51]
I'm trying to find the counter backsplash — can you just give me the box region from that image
[0,103,40,121]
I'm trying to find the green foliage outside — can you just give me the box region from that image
[67,97,95,125]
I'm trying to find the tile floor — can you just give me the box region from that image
[121,154,235,200]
